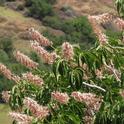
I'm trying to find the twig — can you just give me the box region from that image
[82,82,106,92]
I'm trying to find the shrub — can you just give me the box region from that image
[45,0,56,4]
[17,4,24,11]
[25,0,32,7]
[0,0,5,5]
[43,30,66,46]
[43,16,96,47]
[43,16,63,29]
[0,76,14,93]
[0,50,9,63]
[0,37,13,56]
[26,0,54,19]
[25,0,56,7]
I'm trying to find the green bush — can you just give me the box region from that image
[25,0,56,7]
[17,4,24,11]
[43,16,63,29]
[27,0,54,19]
[25,0,32,7]
[0,76,14,93]
[0,0,5,5]
[0,37,13,57]
[6,0,15,1]
[43,30,66,46]
[45,0,56,4]
[43,16,96,48]
[0,50,9,63]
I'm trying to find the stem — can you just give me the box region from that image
[82,82,106,92]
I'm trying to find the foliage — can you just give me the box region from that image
[43,16,96,48]
[0,1,124,123]
[3,26,124,124]
[116,0,124,18]
[0,38,28,94]
[25,0,54,19]
[0,37,13,57]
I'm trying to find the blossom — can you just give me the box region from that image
[2,91,10,103]
[14,51,38,69]
[105,61,121,82]
[88,15,108,45]
[11,75,21,82]
[28,28,52,46]
[9,112,33,124]
[83,116,94,124]
[89,13,114,24]
[62,42,74,61]
[51,91,70,104]
[23,97,49,119]
[114,17,124,31]
[31,41,57,64]
[95,69,103,79]
[22,72,44,86]
[119,89,124,98]
[0,63,13,80]
[0,63,20,82]
[71,92,102,112]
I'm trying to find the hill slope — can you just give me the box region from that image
[55,0,116,15]
[0,6,45,53]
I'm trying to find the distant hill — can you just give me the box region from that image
[0,6,46,53]
[0,0,118,53]
[55,0,116,16]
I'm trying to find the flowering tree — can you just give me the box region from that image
[1,13,124,124]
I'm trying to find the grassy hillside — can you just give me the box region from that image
[0,104,12,124]
[55,0,116,16]
[0,0,117,53]
[0,6,45,53]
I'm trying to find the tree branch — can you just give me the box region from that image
[82,82,106,92]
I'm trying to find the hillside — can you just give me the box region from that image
[0,6,46,53]
[0,0,117,53]
[55,0,116,16]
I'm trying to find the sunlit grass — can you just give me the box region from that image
[0,104,12,124]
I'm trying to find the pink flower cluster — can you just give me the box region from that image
[71,92,102,112]
[114,17,124,31]
[14,51,38,69]
[62,42,74,61]
[28,28,52,46]
[88,15,108,45]
[9,112,33,124]
[0,63,20,82]
[31,41,57,64]
[2,91,10,103]
[119,89,124,98]
[22,72,44,86]
[51,91,70,104]
[23,97,49,119]
[105,61,121,82]
[95,69,103,79]
[90,13,114,24]
[83,115,94,124]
